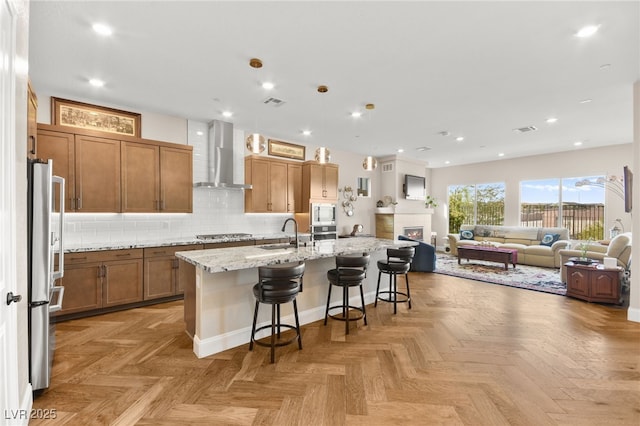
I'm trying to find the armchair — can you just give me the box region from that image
[397,235,436,272]
[559,233,632,283]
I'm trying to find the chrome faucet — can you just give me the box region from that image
[281,218,299,248]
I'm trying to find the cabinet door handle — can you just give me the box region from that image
[69,256,87,262]
[29,135,36,155]
[77,197,82,210]
[97,266,103,278]
[172,259,179,269]
[152,251,167,255]
[116,253,131,257]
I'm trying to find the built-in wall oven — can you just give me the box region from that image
[310,203,337,241]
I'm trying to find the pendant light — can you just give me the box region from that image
[363,156,378,171]
[245,58,266,154]
[315,85,331,164]
[362,103,377,170]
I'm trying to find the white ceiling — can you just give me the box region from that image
[28,1,639,168]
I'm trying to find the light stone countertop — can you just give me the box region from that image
[63,233,299,253]
[175,238,417,274]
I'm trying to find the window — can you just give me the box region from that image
[520,176,605,239]
[447,183,505,232]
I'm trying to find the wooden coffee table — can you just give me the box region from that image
[458,245,518,270]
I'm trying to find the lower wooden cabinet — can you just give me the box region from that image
[56,249,143,316]
[143,244,201,300]
[375,214,394,239]
[565,262,623,304]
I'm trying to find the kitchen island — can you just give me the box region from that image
[176,238,416,358]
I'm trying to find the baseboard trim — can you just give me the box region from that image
[627,306,640,322]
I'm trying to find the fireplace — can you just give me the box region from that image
[403,226,424,241]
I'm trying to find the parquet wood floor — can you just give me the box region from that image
[32,272,640,425]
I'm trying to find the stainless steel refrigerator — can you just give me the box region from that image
[27,158,65,391]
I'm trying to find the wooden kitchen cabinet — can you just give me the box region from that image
[244,155,296,213]
[375,214,394,239]
[55,249,143,316]
[301,162,339,210]
[143,244,201,300]
[287,163,302,212]
[27,81,38,159]
[37,128,121,212]
[122,142,193,213]
[565,262,623,304]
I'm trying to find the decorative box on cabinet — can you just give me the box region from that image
[143,244,202,300]
[301,162,338,208]
[55,249,143,316]
[244,155,301,213]
[565,262,623,304]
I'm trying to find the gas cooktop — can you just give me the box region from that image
[196,233,252,240]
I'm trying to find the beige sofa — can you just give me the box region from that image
[447,225,570,268]
[558,232,632,283]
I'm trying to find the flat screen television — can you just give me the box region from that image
[624,165,633,213]
[404,174,425,200]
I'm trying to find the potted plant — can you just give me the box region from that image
[576,238,594,264]
[425,195,438,209]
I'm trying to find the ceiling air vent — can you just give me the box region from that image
[381,162,394,173]
[263,97,286,107]
[513,125,538,133]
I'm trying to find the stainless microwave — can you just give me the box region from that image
[310,203,336,226]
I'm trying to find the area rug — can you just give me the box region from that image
[434,253,566,296]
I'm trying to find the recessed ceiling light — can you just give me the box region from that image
[416,146,431,151]
[444,160,451,165]
[455,136,464,142]
[196,131,204,136]
[351,112,362,118]
[222,111,233,118]
[498,153,505,157]
[89,78,104,87]
[574,141,583,146]
[579,99,593,104]
[575,25,600,38]
[262,82,274,90]
[397,148,404,153]
[302,130,312,136]
[92,23,113,37]
[546,117,558,124]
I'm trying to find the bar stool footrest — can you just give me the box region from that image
[327,304,365,322]
[376,290,410,304]
[251,324,300,348]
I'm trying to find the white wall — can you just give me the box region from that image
[430,143,633,245]
[630,80,640,322]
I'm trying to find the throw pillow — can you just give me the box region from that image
[540,233,560,247]
[460,229,474,240]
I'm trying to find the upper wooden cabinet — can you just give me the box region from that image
[302,162,339,209]
[27,81,38,159]
[37,129,121,212]
[37,124,193,213]
[122,142,192,212]
[244,155,301,213]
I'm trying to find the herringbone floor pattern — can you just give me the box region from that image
[32,272,640,425]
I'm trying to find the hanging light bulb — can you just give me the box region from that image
[315,147,331,164]
[362,156,378,171]
[246,133,266,153]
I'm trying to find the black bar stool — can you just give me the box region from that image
[375,247,415,314]
[249,262,305,363]
[324,253,370,335]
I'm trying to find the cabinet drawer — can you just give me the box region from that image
[143,244,202,258]
[64,249,143,265]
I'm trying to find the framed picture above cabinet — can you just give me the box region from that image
[51,97,141,137]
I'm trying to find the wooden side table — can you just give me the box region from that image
[564,262,623,304]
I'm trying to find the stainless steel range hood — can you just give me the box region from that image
[193,120,252,189]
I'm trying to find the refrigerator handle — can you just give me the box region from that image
[49,286,64,313]
[52,176,65,280]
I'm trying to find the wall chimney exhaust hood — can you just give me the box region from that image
[193,120,252,189]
